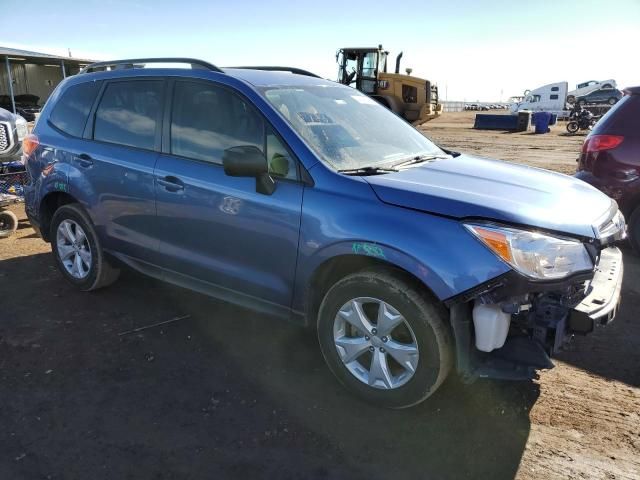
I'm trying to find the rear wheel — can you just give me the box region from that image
[317,269,453,408]
[0,210,18,238]
[628,207,640,255]
[50,204,120,291]
[566,121,580,134]
[608,97,618,105]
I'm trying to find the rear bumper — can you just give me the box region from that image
[569,247,623,333]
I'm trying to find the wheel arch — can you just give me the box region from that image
[304,253,443,328]
[39,191,80,241]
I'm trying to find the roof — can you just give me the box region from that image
[0,46,94,65]
[70,63,337,89]
[222,68,335,87]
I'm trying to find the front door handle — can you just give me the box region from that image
[157,176,184,192]
[75,153,93,168]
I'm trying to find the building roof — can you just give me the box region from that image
[0,46,94,65]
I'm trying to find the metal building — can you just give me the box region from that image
[1,46,93,116]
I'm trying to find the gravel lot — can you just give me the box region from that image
[0,111,638,479]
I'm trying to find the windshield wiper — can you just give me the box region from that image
[337,166,399,176]
[391,154,449,169]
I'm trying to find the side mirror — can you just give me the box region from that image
[222,145,276,195]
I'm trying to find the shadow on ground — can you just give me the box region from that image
[555,246,640,388]
[0,253,538,479]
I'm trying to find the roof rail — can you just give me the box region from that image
[78,58,224,74]
[229,66,321,78]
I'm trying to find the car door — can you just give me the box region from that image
[80,78,165,263]
[154,79,304,310]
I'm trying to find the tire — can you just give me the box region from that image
[577,99,587,107]
[566,95,575,105]
[50,203,120,291]
[0,210,18,238]
[566,121,580,134]
[608,97,618,105]
[628,207,640,255]
[317,269,453,409]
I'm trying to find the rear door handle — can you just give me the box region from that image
[157,176,184,192]
[75,153,93,168]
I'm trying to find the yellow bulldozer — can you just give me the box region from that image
[337,45,441,125]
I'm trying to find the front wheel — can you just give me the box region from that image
[608,97,618,105]
[317,269,453,409]
[50,203,120,291]
[566,121,580,134]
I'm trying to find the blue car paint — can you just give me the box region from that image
[289,162,511,312]
[154,152,304,307]
[364,154,615,239]
[24,66,609,324]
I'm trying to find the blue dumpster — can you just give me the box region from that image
[533,112,552,134]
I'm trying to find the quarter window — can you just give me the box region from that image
[49,81,100,137]
[94,80,163,150]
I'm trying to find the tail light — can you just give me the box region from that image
[582,135,624,153]
[22,133,39,157]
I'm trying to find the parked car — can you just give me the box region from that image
[567,79,617,104]
[0,107,27,166]
[0,94,42,122]
[23,58,625,408]
[576,88,622,106]
[576,86,640,252]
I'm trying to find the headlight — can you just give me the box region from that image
[15,116,28,142]
[465,223,593,280]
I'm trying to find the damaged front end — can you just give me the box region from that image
[448,219,625,382]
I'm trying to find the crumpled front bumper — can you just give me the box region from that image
[569,247,624,333]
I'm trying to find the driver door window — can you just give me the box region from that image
[170,81,298,180]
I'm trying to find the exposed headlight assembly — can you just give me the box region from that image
[465,223,593,280]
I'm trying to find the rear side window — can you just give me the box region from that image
[49,82,100,137]
[94,80,163,150]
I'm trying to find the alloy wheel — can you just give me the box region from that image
[56,219,92,279]
[333,297,419,389]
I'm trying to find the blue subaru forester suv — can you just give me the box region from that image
[23,58,625,408]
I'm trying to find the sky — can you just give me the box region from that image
[1,0,639,101]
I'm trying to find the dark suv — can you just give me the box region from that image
[576,86,640,252]
[23,58,625,408]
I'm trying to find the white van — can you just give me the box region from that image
[510,82,568,117]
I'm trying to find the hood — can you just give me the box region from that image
[365,154,615,238]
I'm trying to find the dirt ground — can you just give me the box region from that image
[0,112,638,479]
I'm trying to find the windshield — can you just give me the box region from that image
[261,85,443,171]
